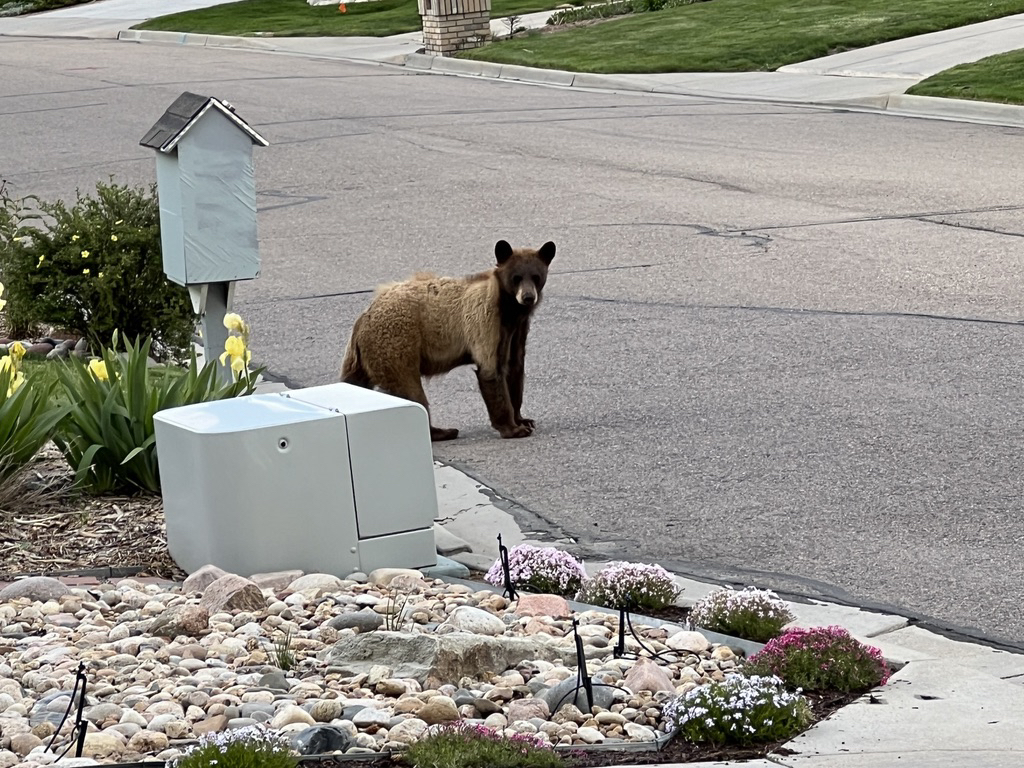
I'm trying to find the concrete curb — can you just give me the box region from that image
[404,53,1024,128]
[118,28,277,50]
[882,92,1024,127]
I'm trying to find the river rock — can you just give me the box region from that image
[0,577,69,602]
[291,724,353,755]
[540,676,614,713]
[271,705,315,729]
[623,657,676,694]
[250,570,304,591]
[666,630,710,653]
[326,611,383,633]
[367,568,424,587]
[199,574,267,613]
[182,564,230,594]
[515,594,572,618]
[387,717,428,744]
[506,698,550,721]
[442,606,506,636]
[417,696,460,725]
[287,573,346,593]
[148,605,209,638]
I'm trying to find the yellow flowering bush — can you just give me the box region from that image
[0,179,195,360]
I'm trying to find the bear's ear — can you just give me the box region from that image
[538,241,556,265]
[495,240,513,264]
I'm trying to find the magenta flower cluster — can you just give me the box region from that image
[745,625,891,693]
[577,560,681,611]
[432,721,555,752]
[485,544,586,597]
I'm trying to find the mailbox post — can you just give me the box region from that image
[140,92,268,384]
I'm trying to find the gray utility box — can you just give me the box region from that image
[153,383,438,577]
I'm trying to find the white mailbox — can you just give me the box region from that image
[153,383,439,577]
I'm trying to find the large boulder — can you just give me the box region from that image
[326,631,565,685]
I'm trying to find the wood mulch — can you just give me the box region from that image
[0,443,185,582]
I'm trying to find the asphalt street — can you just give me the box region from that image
[4,37,1024,647]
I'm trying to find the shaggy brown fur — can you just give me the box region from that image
[341,240,556,441]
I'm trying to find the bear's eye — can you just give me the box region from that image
[513,275,522,284]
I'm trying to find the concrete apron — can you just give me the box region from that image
[433,461,1024,767]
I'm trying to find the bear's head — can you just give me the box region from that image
[494,240,556,309]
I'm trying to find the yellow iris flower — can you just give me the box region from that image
[88,359,110,381]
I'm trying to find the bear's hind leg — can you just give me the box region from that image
[376,371,459,442]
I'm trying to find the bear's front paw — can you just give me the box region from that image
[516,417,536,430]
[499,424,533,439]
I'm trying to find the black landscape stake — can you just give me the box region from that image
[497,534,518,601]
[47,661,89,759]
[612,605,674,663]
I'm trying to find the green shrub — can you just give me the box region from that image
[0,178,196,361]
[400,722,565,768]
[663,674,812,747]
[576,560,681,612]
[173,725,296,768]
[0,339,67,487]
[743,626,892,693]
[690,586,795,643]
[54,332,260,495]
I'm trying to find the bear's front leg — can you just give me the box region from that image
[476,369,530,439]
[507,323,534,431]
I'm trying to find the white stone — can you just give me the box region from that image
[386,717,428,744]
[270,705,315,729]
[576,726,604,744]
[624,722,657,742]
[442,606,505,636]
[666,630,710,653]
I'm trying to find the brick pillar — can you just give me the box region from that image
[417,0,491,56]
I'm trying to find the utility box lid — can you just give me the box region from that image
[154,394,339,434]
[281,383,424,415]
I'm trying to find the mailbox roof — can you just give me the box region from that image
[139,91,269,153]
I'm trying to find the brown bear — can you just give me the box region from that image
[340,240,556,441]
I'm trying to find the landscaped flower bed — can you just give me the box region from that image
[0,559,892,768]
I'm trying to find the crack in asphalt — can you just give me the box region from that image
[556,294,1024,328]
[724,203,1024,233]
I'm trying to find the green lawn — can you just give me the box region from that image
[459,0,1024,74]
[906,49,1024,106]
[134,0,579,38]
